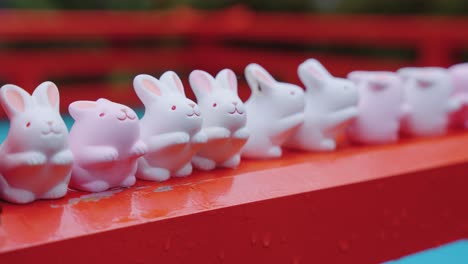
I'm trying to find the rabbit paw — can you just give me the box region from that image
[192,156,216,171]
[81,180,111,193]
[120,175,136,187]
[267,146,282,158]
[138,167,171,182]
[233,127,250,139]
[175,162,193,177]
[0,180,36,204]
[130,141,148,158]
[42,183,68,199]
[26,152,47,166]
[102,148,119,162]
[222,154,241,169]
[318,139,336,151]
[173,132,190,144]
[192,131,208,144]
[52,150,73,165]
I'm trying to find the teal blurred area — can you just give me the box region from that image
[385,240,468,264]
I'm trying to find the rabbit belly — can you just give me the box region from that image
[71,158,136,188]
[405,111,448,136]
[197,138,244,163]
[144,144,196,174]
[2,163,71,196]
[348,117,399,144]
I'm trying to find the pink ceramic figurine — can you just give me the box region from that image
[133,72,207,181]
[189,69,249,170]
[347,71,404,144]
[0,82,73,204]
[241,63,305,159]
[284,59,358,151]
[449,63,468,128]
[398,67,462,136]
[68,98,147,192]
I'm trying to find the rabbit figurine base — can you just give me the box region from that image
[0,82,73,204]
[134,71,206,181]
[189,69,249,170]
[241,63,305,159]
[68,98,147,192]
[284,59,358,151]
[346,71,403,144]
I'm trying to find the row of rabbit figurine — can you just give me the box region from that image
[1,60,468,204]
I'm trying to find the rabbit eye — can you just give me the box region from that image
[99,112,105,117]
[171,105,176,111]
[212,103,217,108]
[26,122,31,128]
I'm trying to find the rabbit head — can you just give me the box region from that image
[299,59,358,111]
[0,82,68,152]
[348,71,402,100]
[189,69,246,131]
[245,63,304,117]
[69,98,139,143]
[398,67,454,99]
[134,72,202,135]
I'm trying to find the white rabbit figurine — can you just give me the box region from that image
[68,98,147,192]
[398,67,462,136]
[189,69,249,170]
[0,82,73,204]
[134,71,207,181]
[241,63,305,159]
[346,71,403,144]
[284,59,358,151]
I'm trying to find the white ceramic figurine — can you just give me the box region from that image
[398,67,461,136]
[189,69,249,170]
[284,59,358,151]
[346,71,403,144]
[241,63,304,159]
[134,71,207,181]
[0,82,73,203]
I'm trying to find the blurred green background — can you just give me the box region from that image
[2,0,468,14]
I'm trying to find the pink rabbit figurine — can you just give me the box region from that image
[398,67,462,136]
[133,71,207,182]
[68,98,147,192]
[0,82,73,204]
[346,71,404,144]
[284,59,358,151]
[449,63,468,128]
[189,69,249,170]
[241,63,305,159]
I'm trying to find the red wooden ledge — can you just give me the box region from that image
[1,132,468,263]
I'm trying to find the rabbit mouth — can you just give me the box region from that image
[117,114,137,121]
[187,110,201,117]
[229,107,244,115]
[42,129,62,136]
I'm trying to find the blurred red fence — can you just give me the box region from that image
[0,7,468,114]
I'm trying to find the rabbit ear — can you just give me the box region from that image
[216,69,238,94]
[298,59,331,90]
[0,84,32,118]
[245,63,276,94]
[189,70,216,99]
[160,71,186,96]
[68,100,97,120]
[133,74,165,106]
[32,81,60,111]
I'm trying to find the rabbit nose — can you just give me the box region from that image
[189,103,195,108]
[121,108,128,112]
[232,102,238,106]
[47,121,53,126]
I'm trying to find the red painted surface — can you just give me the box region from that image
[1,131,468,263]
[1,8,468,117]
